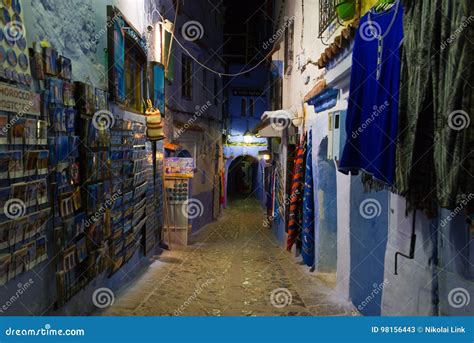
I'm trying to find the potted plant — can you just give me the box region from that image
[335,0,356,21]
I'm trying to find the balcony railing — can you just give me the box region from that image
[318,0,337,37]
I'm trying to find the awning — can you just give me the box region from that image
[252,110,291,137]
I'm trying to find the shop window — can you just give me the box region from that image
[284,19,294,75]
[249,98,254,117]
[241,98,246,117]
[182,55,193,99]
[124,37,147,112]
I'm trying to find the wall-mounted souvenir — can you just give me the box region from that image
[16,36,26,51]
[12,217,26,244]
[1,8,10,26]
[43,47,58,76]
[24,212,36,239]
[6,48,16,66]
[58,56,71,80]
[31,49,44,80]
[18,51,27,69]
[12,0,21,14]
[72,187,81,211]
[0,45,5,64]
[52,107,66,132]
[62,82,75,106]
[59,192,74,218]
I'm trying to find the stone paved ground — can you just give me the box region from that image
[101,198,355,316]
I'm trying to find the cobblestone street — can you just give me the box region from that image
[101,198,354,316]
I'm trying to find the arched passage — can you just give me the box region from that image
[226,155,259,200]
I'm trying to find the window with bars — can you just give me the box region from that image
[318,0,337,37]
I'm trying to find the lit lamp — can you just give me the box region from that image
[243,130,253,144]
[258,150,271,163]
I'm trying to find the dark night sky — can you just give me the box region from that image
[223,0,272,64]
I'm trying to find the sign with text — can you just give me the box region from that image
[164,158,194,178]
[0,83,41,115]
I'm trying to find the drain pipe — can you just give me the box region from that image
[394,210,417,275]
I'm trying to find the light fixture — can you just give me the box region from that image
[243,130,253,144]
[243,119,253,144]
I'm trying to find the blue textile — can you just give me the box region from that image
[339,2,404,185]
[302,131,314,267]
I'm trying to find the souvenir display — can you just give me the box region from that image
[0,0,31,84]
[0,114,7,144]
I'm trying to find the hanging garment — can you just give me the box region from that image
[338,2,404,186]
[287,137,306,252]
[302,131,315,267]
[396,0,473,211]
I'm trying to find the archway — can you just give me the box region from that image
[226,155,259,200]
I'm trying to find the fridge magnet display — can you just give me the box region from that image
[0,114,8,144]
[12,217,26,244]
[24,212,37,240]
[12,246,28,277]
[0,253,11,285]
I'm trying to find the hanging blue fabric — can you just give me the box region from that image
[302,130,315,267]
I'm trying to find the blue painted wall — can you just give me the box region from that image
[349,176,389,316]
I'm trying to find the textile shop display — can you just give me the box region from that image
[287,136,306,252]
[301,131,315,267]
[396,0,473,211]
[339,1,404,186]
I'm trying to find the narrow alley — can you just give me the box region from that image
[102,198,353,316]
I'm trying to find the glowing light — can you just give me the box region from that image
[243,130,253,144]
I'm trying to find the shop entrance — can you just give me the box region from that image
[227,155,259,199]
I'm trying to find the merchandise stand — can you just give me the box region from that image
[162,177,190,246]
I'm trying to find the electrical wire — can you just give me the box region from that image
[157,4,282,77]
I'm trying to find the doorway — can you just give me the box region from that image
[226,155,259,199]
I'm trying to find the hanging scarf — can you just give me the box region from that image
[301,130,314,266]
[286,136,306,252]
